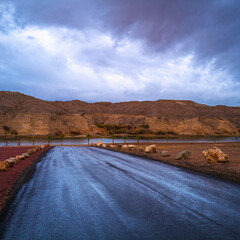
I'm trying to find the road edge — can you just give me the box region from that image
[0,147,53,222]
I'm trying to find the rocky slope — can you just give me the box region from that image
[0,91,240,136]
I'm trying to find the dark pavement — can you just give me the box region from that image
[1,147,240,240]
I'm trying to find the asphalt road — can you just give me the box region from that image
[1,147,240,240]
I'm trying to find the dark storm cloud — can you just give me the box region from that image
[5,0,240,72]
[102,0,240,77]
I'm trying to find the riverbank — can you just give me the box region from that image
[0,136,239,147]
[0,146,52,217]
[99,142,240,184]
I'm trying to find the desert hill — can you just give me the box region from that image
[0,91,240,136]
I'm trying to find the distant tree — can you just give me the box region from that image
[86,134,92,145]
[111,135,115,143]
[47,135,52,145]
[3,126,10,147]
[5,131,8,147]
[123,136,128,143]
[136,135,141,144]
[60,135,65,145]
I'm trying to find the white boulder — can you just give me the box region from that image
[122,145,128,150]
[22,153,30,158]
[145,145,157,153]
[128,145,137,151]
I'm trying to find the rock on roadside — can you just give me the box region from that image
[202,147,228,164]
[9,157,18,164]
[0,161,6,171]
[122,145,128,150]
[109,145,117,149]
[161,151,170,157]
[175,150,191,160]
[16,155,25,160]
[128,145,137,151]
[145,145,157,154]
[22,153,30,158]
[138,147,145,152]
[4,159,14,168]
[27,149,34,154]
[96,141,103,147]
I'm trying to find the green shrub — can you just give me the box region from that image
[140,124,149,129]
[69,130,81,135]
[96,123,127,131]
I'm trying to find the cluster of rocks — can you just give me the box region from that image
[90,141,229,164]
[0,145,46,171]
[91,141,174,157]
[92,141,159,153]
[91,141,117,149]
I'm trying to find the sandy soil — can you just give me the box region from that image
[108,142,240,184]
[0,146,51,211]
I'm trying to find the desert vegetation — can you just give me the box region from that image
[86,134,91,145]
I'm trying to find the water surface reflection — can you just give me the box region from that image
[0,136,238,146]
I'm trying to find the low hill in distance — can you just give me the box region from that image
[0,91,239,137]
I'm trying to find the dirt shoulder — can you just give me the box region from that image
[0,146,52,215]
[105,142,240,184]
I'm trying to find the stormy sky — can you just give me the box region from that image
[0,0,240,106]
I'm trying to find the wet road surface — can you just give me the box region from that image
[1,147,240,240]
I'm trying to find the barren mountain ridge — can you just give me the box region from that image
[0,91,239,136]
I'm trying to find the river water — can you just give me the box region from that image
[0,136,239,146]
[1,147,240,239]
